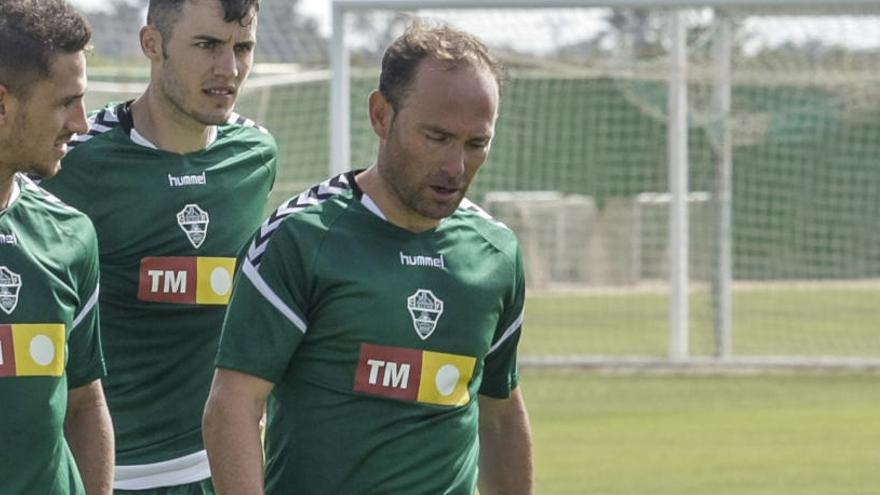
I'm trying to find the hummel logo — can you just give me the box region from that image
[400,251,445,270]
[168,172,206,187]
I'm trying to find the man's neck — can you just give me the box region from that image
[355,167,440,233]
[130,87,217,154]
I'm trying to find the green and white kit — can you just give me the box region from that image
[218,171,525,494]
[0,174,104,494]
[42,101,277,490]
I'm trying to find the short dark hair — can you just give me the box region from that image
[0,0,91,97]
[379,19,505,112]
[147,0,260,52]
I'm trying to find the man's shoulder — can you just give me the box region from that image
[272,173,356,226]
[454,198,520,256]
[67,102,130,154]
[245,173,356,266]
[223,112,271,134]
[17,176,96,244]
[219,112,276,146]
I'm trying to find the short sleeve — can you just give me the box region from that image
[264,134,279,198]
[66,220,105,389]
[479,244,525,398]
[216,221,311,383]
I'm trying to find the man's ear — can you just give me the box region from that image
[368,90,394,140]
[0,84,13,127]
[140,25,164,62]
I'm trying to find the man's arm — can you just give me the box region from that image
[203,368,274,495]
[65,379,114,495]
[478,387,534,495]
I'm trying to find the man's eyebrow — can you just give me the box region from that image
[192,34,255,46]
[193,34,226,43]
[422,124,452,135]
[60,91,85,105]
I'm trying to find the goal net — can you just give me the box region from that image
[76,1,880,367]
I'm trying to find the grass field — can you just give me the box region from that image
[520,284,880,359]
[523,370,880,494]
[519,286,880,492]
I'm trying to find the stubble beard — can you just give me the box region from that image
[388,166,467,222]
[9,111,60,179]
[161,59,232,127]
[381,131,468,223]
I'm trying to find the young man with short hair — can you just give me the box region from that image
[203,21,534,495]
[42,0,277,493]
[0,1,114,493]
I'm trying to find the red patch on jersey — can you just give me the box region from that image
[354,343,422,401]
[137,257,197,304]
[0,325,16,377]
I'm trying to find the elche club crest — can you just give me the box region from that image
[0,266,22,315]
[407,289,444,340]
[177,204,210,249]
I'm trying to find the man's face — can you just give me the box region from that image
[156,0,257,125]
[4,51,88,179]
[376,59,499,229]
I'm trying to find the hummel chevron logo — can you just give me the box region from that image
[248,172,353,268]
[70,107,121,150]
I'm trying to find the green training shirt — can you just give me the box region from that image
[0,174,104,494]
[217,171,525,494]
[41,101,276,489]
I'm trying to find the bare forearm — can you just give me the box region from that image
[203,369,272,495]
[204,403,265,494]
[478,390,534,495]
[66,381,114,495]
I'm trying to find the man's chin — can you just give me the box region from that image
[29,162,61,180]
[196,108,234,126]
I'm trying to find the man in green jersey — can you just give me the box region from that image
[204,21,534,495]
[41,0,276,493]
[0,1,114,493]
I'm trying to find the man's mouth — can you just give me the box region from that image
[430,185,459,197]
[203,86,236,97]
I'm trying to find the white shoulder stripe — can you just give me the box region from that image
[488,309,524,355]
[72,284,99,331]
[242,260,307,334]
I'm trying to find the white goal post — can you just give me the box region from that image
[330,0,880,369]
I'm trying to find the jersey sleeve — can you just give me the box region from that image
[264,133,279,199]
[66,219,106,389]
[216,220,311,383]
[479,243,525,398]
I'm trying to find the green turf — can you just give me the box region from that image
[521,286,880,358]
[522,370,880,495]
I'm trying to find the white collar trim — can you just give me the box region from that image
[360,192,387,220]
[130,126,218,151]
